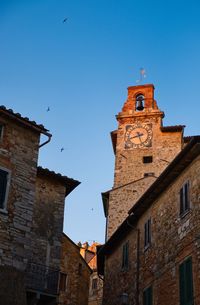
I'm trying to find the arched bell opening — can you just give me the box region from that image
[135,94,145,111]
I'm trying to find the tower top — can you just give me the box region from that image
[120,83,159,114]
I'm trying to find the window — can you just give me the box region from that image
[122,241,129,270]
[143,286,153,305]
[143,156,153,163]
[0,168,10,210]
[144,218,151,248]
[78,263,82,275]
[59,273,67,292]
[179,257,194,305]
[92,278,97,290]
[144,173,154,177]
[180,181,190,216]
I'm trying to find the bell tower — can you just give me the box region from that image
[104,84,185,239]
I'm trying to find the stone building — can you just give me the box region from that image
[97,84,200,305]
[80,242,103,305]
[0,106,80,305]
[59,234,92,305]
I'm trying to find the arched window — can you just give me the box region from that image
[136,94,144,111]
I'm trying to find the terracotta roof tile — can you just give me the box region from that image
[161,125,185,132]
[0,105,48,133]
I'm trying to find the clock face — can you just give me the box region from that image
[124,124,152,149]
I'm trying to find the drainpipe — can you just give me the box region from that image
[39,131,52,148]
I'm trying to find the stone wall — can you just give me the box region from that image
[107,176,156,239]
[0,115,40,269]
[32,174,66,270]
[59,234,91,305]
[103,155,200,305]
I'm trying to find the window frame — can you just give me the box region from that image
[180,181,190,217]
[0,166,11,212]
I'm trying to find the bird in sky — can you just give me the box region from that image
[46,106,50,112]
[63,18,68,23]
[60,147,64,152]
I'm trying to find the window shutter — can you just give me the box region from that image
[185,182,189,211]
[0,169,8,209]
[143,286,152,305]
[148,219,151,244]
[179,263,185,305]
[180,187,184,215]
[144,222,147,247]
[185,257,193,305]
[179,257,194,305]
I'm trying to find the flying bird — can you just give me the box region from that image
[46,107,50,112]
[60,147,64,152]
[63,18,68,23]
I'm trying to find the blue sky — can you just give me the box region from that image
[1,0,200,244]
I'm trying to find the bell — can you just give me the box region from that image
[136,100,144,111]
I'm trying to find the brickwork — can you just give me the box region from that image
[107,84,184,239]
[59,234,91,305]
[102,154,200,305]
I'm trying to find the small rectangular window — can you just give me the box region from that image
[143,286,153,305]
[144,173,154,177]
[144,218,151,248]
[122,241,129,270]
[59,273,67,292]
[179,257,194,305]
[143,156,153,163]
[180,181,190,216]
[0,168,9,210]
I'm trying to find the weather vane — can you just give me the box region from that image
[136,67,147,84]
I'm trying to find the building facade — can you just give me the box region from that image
[0,106,80,305]
[99,136,200,305]
[98,84,200,305]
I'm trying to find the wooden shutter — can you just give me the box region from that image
[0,169,8,209]
[143,286,152,305]
[184,182,189,211]
[180,187,184,215]
[179,257,194,305]
[122,242,129,269]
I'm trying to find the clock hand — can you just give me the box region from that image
[129,133,144,139]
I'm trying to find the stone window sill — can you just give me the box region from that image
[0,208,8,215]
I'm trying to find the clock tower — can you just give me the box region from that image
[103,84,185,239]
